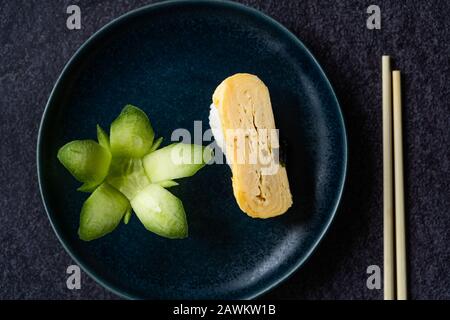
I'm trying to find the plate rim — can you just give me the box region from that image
[37,0,347,300]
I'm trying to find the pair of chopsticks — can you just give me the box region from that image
[382,55,407,300]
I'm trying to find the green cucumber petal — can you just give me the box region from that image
[57,140,111,187]
[77,181,99,193]
[143,143,212,183]
[106,157,150,200]
[157,180,179,188]
[149,137,163,153]
[131,184,188,239]
[78,183,129,241]
[110,105,154,158]
[97,124,110,150]
[123,205,132,224]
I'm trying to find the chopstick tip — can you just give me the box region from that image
[393,70,401,80]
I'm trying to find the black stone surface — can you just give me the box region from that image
[0,0,448,299]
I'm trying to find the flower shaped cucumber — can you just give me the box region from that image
[57,105,211,241]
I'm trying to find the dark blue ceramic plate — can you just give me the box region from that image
[38,0,346,299]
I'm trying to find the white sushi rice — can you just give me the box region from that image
[209,103,233,166]
[208,103,226,154]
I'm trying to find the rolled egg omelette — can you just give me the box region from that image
[209,73,293,218]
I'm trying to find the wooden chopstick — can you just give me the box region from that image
[382,55,395,300]
[393,70,407,300]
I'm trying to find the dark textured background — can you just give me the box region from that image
[0,0,448,300]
